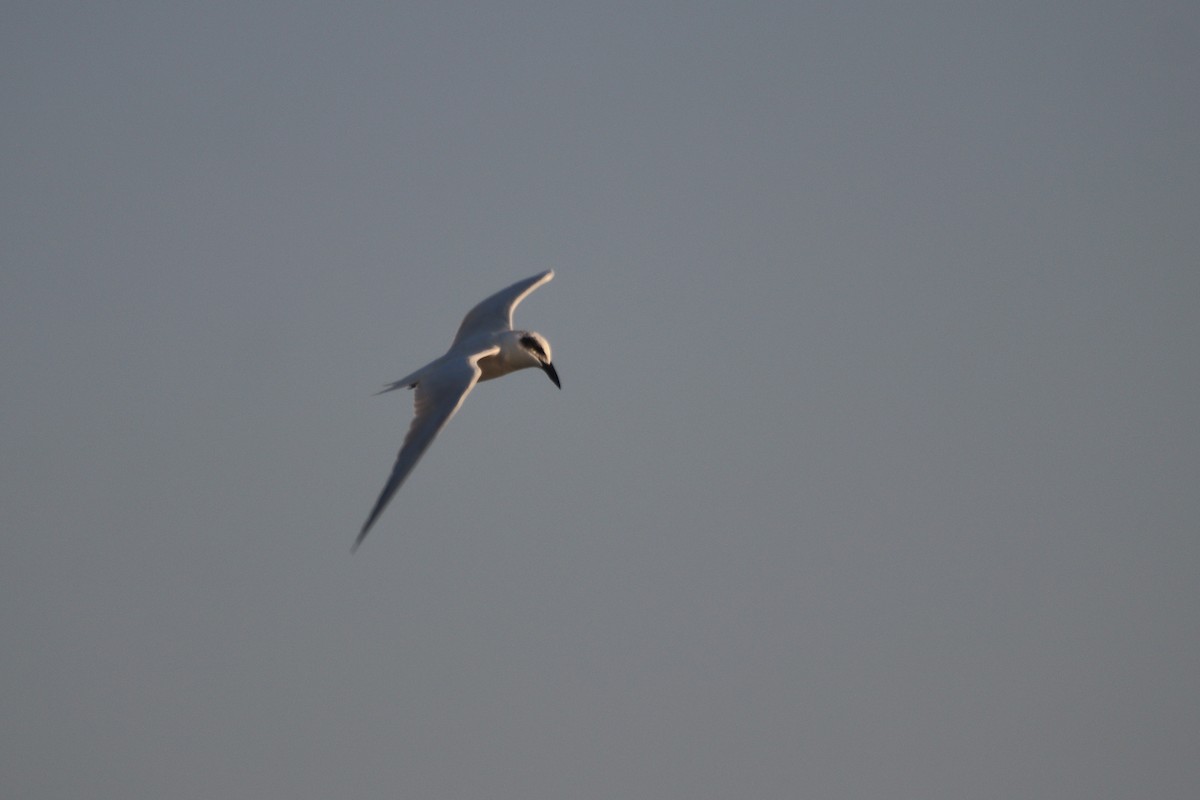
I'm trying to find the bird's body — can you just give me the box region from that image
[354,270,559,550]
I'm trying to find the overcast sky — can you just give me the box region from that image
[3,3,1198,798]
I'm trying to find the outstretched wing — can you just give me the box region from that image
[354,347,500,551]
[451,270,554,346]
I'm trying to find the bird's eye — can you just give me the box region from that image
[520,336,545,358]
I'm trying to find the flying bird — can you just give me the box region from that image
[354,270,560,550]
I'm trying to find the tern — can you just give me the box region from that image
[354,270,560,550]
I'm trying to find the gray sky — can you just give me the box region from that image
[3,2,1198,798]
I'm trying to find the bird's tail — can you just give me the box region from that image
[375,365,429,395]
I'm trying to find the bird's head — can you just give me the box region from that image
[517,332,560,389]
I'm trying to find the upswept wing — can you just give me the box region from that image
[451,270,554,346]
[354,346,500,550]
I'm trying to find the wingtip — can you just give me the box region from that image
[352,523,371,553]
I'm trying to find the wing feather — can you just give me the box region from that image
[451,270,554,346]
[354,347,499,550]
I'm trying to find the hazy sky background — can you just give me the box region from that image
[3,3,1198,798]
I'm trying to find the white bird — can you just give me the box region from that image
[354,270,560,550]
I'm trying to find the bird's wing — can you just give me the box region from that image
[354,346,500,550]
[451,270,554,346]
